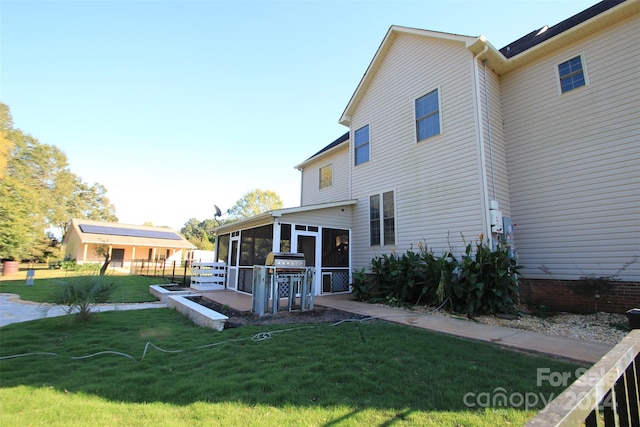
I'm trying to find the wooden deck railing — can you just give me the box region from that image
[526,329,639,426]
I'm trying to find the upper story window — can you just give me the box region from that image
[558,55,586,93]
[370,190,395,246]
[415,89,440,141]
[319,165,332,189]
[354,125,370,166]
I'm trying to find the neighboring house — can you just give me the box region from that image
[215,0,639,312]
[63,218,196,269]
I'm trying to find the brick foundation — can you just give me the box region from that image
[518,279,640,314]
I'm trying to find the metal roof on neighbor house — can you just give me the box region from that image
[78,224,184,240]
[65,219,196,249]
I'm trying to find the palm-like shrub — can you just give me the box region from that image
[51,275,116,321]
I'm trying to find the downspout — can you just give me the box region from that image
[472,44,492,246]
[482,59,497,202]
[297,166,304,206]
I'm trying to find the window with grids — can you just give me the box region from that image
[370,191,395,246]
[558,55,586,93]
[415,89,440,141]
[354,125,370,165]
[319,165,332,189]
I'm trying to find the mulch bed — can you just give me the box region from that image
[188,296,367,328]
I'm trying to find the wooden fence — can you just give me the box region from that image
[526,329,639,426]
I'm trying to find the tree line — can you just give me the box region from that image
[0,103,117,261]
[1,102,286,260]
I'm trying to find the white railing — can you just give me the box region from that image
[190,261,226,290]
[526,329,639,426]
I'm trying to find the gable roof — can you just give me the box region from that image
[63,218,196,249]
[339,26,479,126]
[295,131,349,169]
[337,0,636,127]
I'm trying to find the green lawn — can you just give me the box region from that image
[0,267,170,303]
[0,306,585,426]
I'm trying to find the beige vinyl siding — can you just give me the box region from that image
[348,33,486,268]
[279,205,353,230]
[502,16,640,281]
[300,144,350,206]
[480,62,511,217]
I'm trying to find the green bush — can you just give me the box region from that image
[352,240,521,316]
[351,268,375,301]
[452,241,521,315]
[50,274,116,321]
[61,259,77,270]
[370,250,428,305]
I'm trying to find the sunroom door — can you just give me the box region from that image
[227,237,240,290]
[291,228,320,295]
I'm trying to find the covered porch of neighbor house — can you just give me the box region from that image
[213,201,356,297]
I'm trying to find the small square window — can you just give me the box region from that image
[354,125,370,165]
[558,55,586,93]
[319,165,332,189]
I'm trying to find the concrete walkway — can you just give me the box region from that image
[0,293,167,327]
[314,294,614,364]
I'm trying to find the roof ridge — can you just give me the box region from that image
[499,0,626,58]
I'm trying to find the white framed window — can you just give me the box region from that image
[354,124,370,166]
[319,164,332,189]
[415,88,441,141]
[369,190,395,246]
[557,54,587,93]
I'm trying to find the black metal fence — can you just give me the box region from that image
[129,259,191,285]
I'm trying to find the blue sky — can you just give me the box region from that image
[1,0,599,230]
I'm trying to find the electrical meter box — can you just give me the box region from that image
[490,209,503,234]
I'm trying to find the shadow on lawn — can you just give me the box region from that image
[0,308,582,414]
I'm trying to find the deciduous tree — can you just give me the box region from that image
[180,218,216,250]
[0,103,118,261]
[227,189,284,220]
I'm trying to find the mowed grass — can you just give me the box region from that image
[0,307,585,426]
[0,265,170,303]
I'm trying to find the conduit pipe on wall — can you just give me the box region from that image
[472,44,493,245]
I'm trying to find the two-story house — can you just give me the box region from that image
[214,0,639,312]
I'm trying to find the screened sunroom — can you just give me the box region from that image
[213,201,356,296]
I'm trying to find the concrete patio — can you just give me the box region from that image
[198,290,614,364]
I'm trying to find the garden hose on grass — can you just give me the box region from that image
[0,305,451,363]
